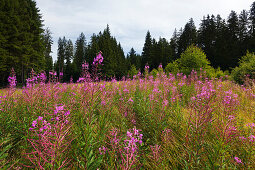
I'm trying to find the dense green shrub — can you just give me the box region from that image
[205,67,227,79]
[150,69,158,79]
[165,61,179,75]
[177,45,211,75]
[166,45,213,76]
[128,65,138,78]
[231,52,255,84]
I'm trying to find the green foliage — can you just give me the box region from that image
[128,65,138,78]
[165,61,179,75]
[0,134,13,168]
[177,45,210,75]
[1,72,255,168]
[42,28,53,74]
[126,48,141,70]
[64,39,74,82]
[177,18,197,56]
[73,33,86,81]
[85,26,128,79]
[150,68,158,79]
[231,52,255,84]
[205,67,226,79]
[141,31,152,71]
[166,45,212,75]
[141,32,173,71]
[0,0,45,86]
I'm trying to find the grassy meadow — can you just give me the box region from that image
[1,71,255,169]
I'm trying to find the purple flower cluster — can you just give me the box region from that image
[145,65,149,70]
[8,68,16,88]
[93,52,104,66]
[223,90,239,106]
[99,146,106,155]
[26,105,72,168]
[121,127,143,169]
[234,156,242,164]
[29,116,51,134]
[99,127,142,169]
[124,127,143,151]
[8,75,16,88]
[26,70,47,87]
[38,72,47,84]
[82,62,89,70]
[49,71,57,76]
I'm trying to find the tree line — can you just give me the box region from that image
[1,0,255,87]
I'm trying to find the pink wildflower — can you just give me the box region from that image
[248,135,255,142]
[128,98,134,103]
[234,156,242,164]
[99,146,106,155]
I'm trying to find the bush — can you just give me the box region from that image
[128,65,138,79]
[205,67,226,79]
[177,45,211,75]
[231,52,255,84]
[166,45,213,76]
[165,61,179,75]
[150,69,158,79]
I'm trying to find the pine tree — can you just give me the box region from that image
[73,32,86,80]
[249,1,255,34]
[177,18,197,56]
[64,39,73,82]
[0,0,45,87]
[170,29,179,60]
[141,31,152,71]
[214,15,229,70]
[150,38,159,69]
[248,2,255,52]
[127,47,141,70]
[197,15,217,67]
[57,37,66,75]
[226,11,240,68]
[85,25,127,79]
[42,28,53,74]
[238,10,249,55]
[159,37,172,68]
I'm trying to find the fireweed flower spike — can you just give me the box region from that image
[93,51,104,66]
[8,68,16,88]
[234,157,242,164]
[26,105,73,169]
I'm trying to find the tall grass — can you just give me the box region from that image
[0,70,255,169]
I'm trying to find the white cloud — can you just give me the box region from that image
[36,0,254,60]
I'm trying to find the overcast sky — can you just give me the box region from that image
[35,0,254,61]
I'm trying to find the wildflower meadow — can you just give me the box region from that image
[1,53,255,169]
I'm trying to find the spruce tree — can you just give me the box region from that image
[214,15,229,70]
[159,37,172,68]
[127,47,141,70]
[57,37,66,75]
[42,28,53,74]
[238,10,249,56]
[64,39,74,82]
[197,15,217,67]
[248,2,255,52]
[73,32,86,80]
[177,18,197,56]
[226,11,239,68]
[170,29,179,60]
[141,31,152,71]
[0,0,45,86]
[85,25,127,79]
